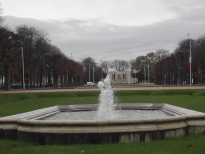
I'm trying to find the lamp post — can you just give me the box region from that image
[70,53,73,59]
[71,53,73,84]
[22,43,25,89]
[144,65,146,84]
[93,66,94,84]
[148,62,150,83]
[89,64,90,82]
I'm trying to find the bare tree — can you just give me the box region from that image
[100,60,109,73]
[0,23,84,90]
[0,3,5,25]
[110,59,129,71]
[129,59,135,72]
[15,25,51,87]
[154,49,170,62]
[81,57,96,83]
[0,27,21,90]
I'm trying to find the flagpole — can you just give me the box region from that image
[187,34,192,86]
[190,38,192,86]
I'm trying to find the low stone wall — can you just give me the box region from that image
[16,128,187,145]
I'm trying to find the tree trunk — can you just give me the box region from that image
[4,64,9,90]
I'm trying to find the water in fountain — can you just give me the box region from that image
[43,74,172,121]
[97,74,116,120]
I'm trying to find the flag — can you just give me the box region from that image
[188,51,191,68]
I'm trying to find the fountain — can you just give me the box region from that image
[97,74,116,120]
[44,75,170,121]
[1,75,205,144]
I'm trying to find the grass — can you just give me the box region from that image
[1,134,205,154]
[1,89,205,153]
[0,91,99,117]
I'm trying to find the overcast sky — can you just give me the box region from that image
[1,0,205,63]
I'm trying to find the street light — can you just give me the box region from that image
[144,65,146,84]
[71,53,73,84]
[148,62,150,83]
[89,64,90,82]
[21,42,25,89]
[70,53,73,59]
[93,66,94,84]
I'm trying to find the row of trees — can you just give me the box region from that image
[0,4,84,90]
[128,49,169,83]
[1,25,84,90]
[81,51,171,84]
[80,36,205,86]
[80,35,205,85]
[132,34,205,85]
[1,26,204,88]
[81,57,103,83]
[152,36,205,85]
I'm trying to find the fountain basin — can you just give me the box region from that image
[1,103,205,145]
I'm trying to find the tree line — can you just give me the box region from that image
[152,35,205,85]
[0,4,84,90]
[130,35,205,85]
[0,25,84,90]
[1,25,204,89]
[128,49,169,83]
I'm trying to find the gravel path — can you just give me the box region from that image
[0,86,205,94]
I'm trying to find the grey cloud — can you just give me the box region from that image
[179,7,205,22]
[4,12,205,63]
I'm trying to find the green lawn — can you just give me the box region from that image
[0,89,205,153]
[1,134,205,154]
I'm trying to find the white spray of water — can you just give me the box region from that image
[97,74,116,120]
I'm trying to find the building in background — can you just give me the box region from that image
[108,68,137,84]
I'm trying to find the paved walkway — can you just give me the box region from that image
[0,86,205,94]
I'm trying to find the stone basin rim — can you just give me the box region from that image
[15,115,205,126]
[1,113,205,127]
